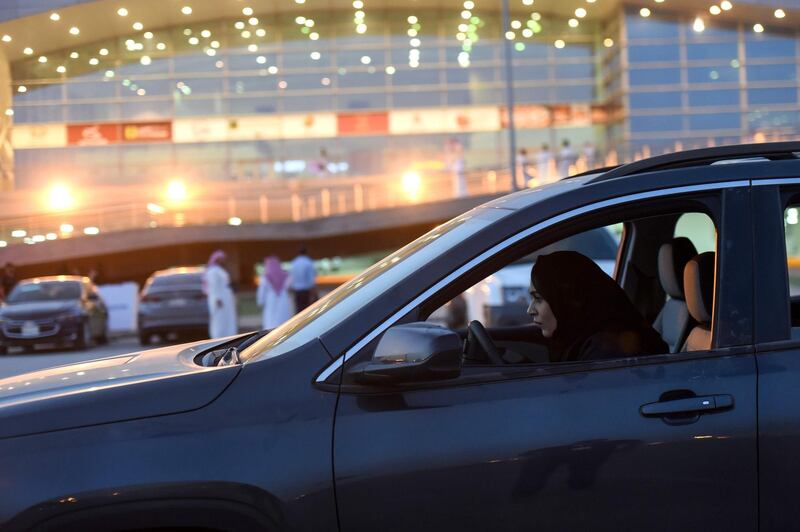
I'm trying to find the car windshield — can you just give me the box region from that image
[7,281,82,303]
[240,207,512,363]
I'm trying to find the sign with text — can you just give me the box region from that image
[67,123,119,146]
[337,112,389,136]
[122,122,172,142]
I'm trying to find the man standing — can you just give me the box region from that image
[290,246,317,313]
[1,263,16,300]
[557,139,577,178]
[204,250,237,339]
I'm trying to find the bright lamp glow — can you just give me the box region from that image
[59,223,74,234]
[401,171,422,201]
[48,184,75,211]
[166,180,188,203]
[83,226,100,235]
[228,217,243,226]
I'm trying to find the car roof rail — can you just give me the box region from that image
[588,142,800,183]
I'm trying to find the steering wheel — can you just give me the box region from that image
[468,321,505,365]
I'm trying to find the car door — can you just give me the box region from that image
[752,181,800,531]
[333,185,757,531]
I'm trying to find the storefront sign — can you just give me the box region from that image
[122,122,172,142]
[337,112,389,135]
[12,124,67,149]
[67,123,119,146]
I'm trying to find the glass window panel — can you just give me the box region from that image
[209,54,259,72]
[228,97,277,114]
[121,79,171,98]
[116,57,170,76]
[283,72,343,90]
[338,49,384,67]
[748,88,797,105]
[337,71,387,88]
[629,67,681,86]
[338,92,387,109]
[284,51,333,68]
[628,44,680,63]
[65,81,116,100]
[745,36,796,59]
[15,105,66,123]
[390,47,437,65]
[392,68,439,85]
[229,75,278,94]
[283,93,335,112]
[685,23,738,40]
[515,85,551,103]
[121,100,173,120]
[510,43,550,60]
[629,115,683,132]
[14,84,63,103]
[626,14,679,40]
[688,65,739,84]
[509,65,547,82]
[554,63,593,79]
[173,77,225,94]
[392,90,441,107]
[748,110,800,130]
[553,44,592,59]
[687,112,740,130]
[688,89,739,107]
[748,63,797,82]
[174,96,226,116]
[66,102,119,122]
[686,42,738,61]
[446,90,472,105]
[553,84,593,102]
[629,91,682,109]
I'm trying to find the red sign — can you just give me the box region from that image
[122,122,172,142]
[67,123,119,146]
[337,112,389,136]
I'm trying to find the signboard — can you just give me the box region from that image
[389,109,448,135]
[282,113,337,139]
[12,124,67,149]
[173,118,229,143]
[502,105,551,129]
[337,112,389,136]
[67,123,119,146]
[443,106,501,132]
[122,122,172,142]
[226,115,282,141]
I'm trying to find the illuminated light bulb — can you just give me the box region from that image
[1,35,11,42]
[23,47,33,54]
[17,85,26,93]
[181,6,192,15]
[554,39,566,48]
[38,56,47,63]
[710,5,721,15]
[117,7,128,16]
[132,22,143,30]
[522,28,533,37]
[356,24,367,33]
[89,57,99,65]
[268,65,278,74]
[639,8,651,17]
[295,16,306,24]
[189,37,199,45]
[201,29,211,38]
[256,28,266,37]
[256,55,267,64]
[210,40,220,48]
[720,1,732,10]
[235,21,245,30]
[249,17,259,25]
[353,0,364,7]
[99,48,109,55]
[310,51,321,60]
[49,12,60,21]
[693,17,705,32]
[57,65,66,73]
[511,20,522,29]
[140,55,151,65]
[753,23,764,32]
[242,7,253,16]
[360,55,371,64]
[575,7,587,18]
[241,30,251,38]
[305,19,315,27]
[775,9,786,19]
[156,42,166,50]
[248,44,258,52]
[69,26,80,35]
[70,51,79,58]
[603,37,614,47]
[568,18,579,28]
[407,15,418,24]
[505,30,515,39]
[385,65,396,74]
[309,32,319,40]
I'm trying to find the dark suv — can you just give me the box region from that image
[0,276,108,353]
[3,143,800,531]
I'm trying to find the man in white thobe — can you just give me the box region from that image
[204,250,237,339]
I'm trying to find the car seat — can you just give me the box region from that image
[653,237,698,352]
[682,251,715,352]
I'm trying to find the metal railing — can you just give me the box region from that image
[0,168,518,246]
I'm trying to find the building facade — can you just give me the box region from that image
[3,0,800,189]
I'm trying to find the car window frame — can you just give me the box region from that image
[318,180,752,387]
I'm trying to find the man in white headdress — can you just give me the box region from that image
[204,250,238,339]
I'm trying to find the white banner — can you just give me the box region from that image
[97,282,139,333]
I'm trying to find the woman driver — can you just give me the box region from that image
[529,251,667,363]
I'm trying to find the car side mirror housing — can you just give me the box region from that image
[349,322,463,384]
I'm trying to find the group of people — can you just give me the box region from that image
[516,140,599,188]
[203,247,317,339]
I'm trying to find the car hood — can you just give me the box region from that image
[0,337,241,439]
[0,300,79,320]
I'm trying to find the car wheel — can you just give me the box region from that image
[138,331,151,346]
[97,328,109,345]
[75,321,92,350]
[0,344,7,355]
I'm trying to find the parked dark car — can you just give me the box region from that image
[0,275,108,354]
[138,266,209,345]
[4,143,800,531]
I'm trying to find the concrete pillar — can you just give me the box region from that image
[0,48,13,191]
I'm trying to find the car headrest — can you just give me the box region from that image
[658,237,698,299]
[684,252,715,324]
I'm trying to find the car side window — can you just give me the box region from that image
[427,209,718,366]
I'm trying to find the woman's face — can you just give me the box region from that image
[528,282,558,338]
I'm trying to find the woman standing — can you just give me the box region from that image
[204,250,238,339]
[257,256,292,330]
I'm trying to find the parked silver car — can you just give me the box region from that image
[137,267,208,345]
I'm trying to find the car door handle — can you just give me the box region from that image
[640,394,733,417]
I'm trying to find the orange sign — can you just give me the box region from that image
[337,112,389,135]
[122,122,172,142]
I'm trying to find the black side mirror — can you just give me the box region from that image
[349,322,463,384]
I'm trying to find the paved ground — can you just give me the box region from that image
[0,335,170,379]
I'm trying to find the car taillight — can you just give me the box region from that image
[141,294,162,303]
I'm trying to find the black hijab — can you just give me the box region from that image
[531,251,666,362]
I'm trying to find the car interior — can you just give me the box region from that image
[426,209,718,366]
